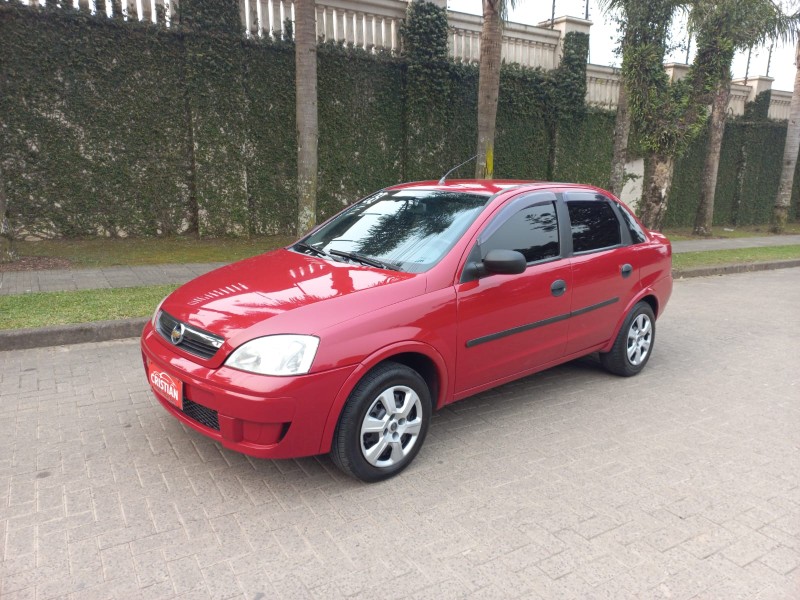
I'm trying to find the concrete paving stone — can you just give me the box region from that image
[167,555,206,595]
[680,523,739,559]
[721,530,781,566]
[759,524,800,550]
[0,269,798,597]
[0,587,37,600]
[757,545,800,575]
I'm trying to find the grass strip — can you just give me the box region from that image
[672,245,800,269]
[17,236,294,268]
[2,245,799,331]
[0,285,177,330]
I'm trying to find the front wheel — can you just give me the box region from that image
[600,301,656,377]
[331,362,431,482]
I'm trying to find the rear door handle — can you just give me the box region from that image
[551,279,567,297]
[621,264,633,278]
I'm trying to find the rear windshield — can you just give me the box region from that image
[301,190,489,273]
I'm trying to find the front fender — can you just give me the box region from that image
[317,340,449,454]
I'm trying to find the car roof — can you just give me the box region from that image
[384,179,535,196]
[384,179,609,198]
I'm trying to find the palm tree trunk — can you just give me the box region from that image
[772,39,800,233]
[639,152,674,231]
[608,80,631,197]
[475,0,502,179]
[693,76,731,236]
[0,163,14,263]
[295,0,318,236]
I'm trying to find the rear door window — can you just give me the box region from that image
[567,200,622,253]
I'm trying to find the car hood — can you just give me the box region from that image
[160,249,422,342]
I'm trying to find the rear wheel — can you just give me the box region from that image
[331,362,431,482]
[600,302,656,377]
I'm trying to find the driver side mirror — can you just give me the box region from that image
[482,249,527,275]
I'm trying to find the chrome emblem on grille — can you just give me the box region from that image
[170,323,185,345]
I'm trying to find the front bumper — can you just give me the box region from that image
[140,323,356,459]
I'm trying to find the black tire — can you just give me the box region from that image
[331,361,431,483]
[600,301,656,377]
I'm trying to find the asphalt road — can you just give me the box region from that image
[1,269,799,599]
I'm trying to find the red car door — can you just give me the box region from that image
[563,192,643,355]
[454,193,573,396]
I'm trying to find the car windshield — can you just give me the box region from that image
[298,190,490,273]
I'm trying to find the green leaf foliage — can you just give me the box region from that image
[668,117,799,227]
[0,0,795,239]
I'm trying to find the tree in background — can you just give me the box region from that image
[0,163,14,264]
[609,0,749,230]
[599,0,683,212]
[773,38,800,231]
[607,65,631,198]
[0,24,14,262]
[475,0,517,179]
[692,0,797,236]
[295,0,318,235]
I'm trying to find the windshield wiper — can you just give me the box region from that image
[328,249,401,271]
[294,242,335,260]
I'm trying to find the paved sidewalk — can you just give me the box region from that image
[670,234,800,253]
[0,263,225,296]
[1,270,798,599]
[1,235,799,297]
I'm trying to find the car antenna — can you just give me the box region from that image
[438,155,478,185]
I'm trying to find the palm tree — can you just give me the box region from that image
[608,75,631,198]
[475,0,517,179]
[598,0,683,222]
[692,0,797,236]
[773,38,800,232]
[607,13,633,198]
[0,47,12,263]
[601,0,780,230]
[0,163,14,263]
[295,0,318,235]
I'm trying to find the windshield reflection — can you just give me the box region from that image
[302,190,489,273]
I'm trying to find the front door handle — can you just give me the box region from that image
[621,264,633,278]
[551,279,567,297]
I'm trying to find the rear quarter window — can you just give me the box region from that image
[614,201,647,244]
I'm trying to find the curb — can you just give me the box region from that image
[672,258,800,279]
[0,318,147,352]
[2,260,799,351]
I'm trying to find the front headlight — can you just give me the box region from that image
[151,295,169,327]
[225,335,320,376]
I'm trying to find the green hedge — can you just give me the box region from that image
[1,6,191,237]
[1,1,795,240]
[668,120,798,227]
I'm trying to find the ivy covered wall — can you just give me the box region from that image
[0,0,795,239]
[1,7,191,237]
[668,118,799,227]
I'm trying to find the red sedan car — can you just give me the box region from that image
[141,180,672,481]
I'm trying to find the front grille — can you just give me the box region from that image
[183,398,220,431]
[156,311,224,360]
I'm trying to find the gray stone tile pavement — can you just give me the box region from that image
[1,269,799,598]
[2,235,799,296]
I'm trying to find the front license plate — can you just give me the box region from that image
[147,362,183,411]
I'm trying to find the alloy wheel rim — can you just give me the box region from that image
[626,313,652,366]
[360,385,422,468]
